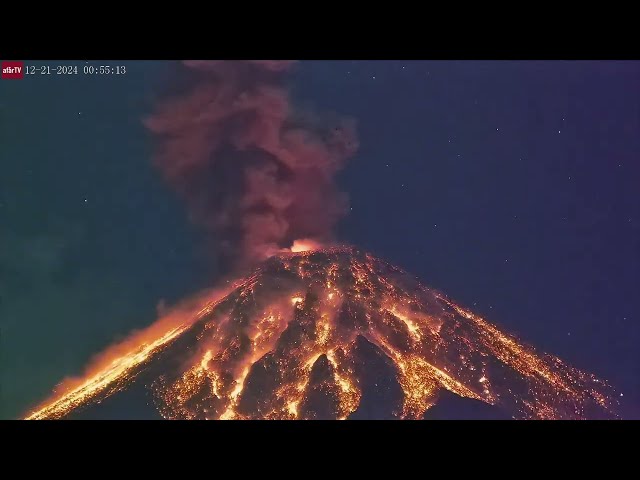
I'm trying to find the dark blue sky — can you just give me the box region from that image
[1,60,638,418]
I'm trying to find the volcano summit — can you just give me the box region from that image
[25,248,618,420]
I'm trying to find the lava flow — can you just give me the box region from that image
[23,282,242,420]
[24,247,619,420]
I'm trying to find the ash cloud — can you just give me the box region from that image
[144,61,358,270]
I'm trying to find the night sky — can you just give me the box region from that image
[1,60,638,419]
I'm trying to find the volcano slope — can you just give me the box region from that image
[25,248,618,420]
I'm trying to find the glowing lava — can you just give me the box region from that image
[24,248,619,420]
[290,238,324,253]
[24,283,241,420]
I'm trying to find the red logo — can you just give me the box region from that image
[2,61,24,79]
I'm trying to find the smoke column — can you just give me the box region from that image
[144,60,359,269]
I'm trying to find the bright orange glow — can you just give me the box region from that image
[24,247,619,420]
[24,283,240,420]
[290,238,324,253]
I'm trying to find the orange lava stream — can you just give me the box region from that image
[24,283,241,420]
[24,247,619,420]
[25,325,188,420]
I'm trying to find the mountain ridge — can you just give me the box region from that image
[25,248,619,420]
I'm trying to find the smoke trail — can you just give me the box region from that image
[144,60,359,269]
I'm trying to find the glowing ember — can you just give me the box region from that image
[24,248,619,420]
[290,238,324,253]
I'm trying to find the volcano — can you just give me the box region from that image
[25,248,619,420]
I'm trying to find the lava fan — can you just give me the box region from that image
[24,248,618,420]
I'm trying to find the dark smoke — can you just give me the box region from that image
[144,60,359,270]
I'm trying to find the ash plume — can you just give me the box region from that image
[144,61,359,269]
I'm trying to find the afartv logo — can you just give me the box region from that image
[2,61,24,79]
